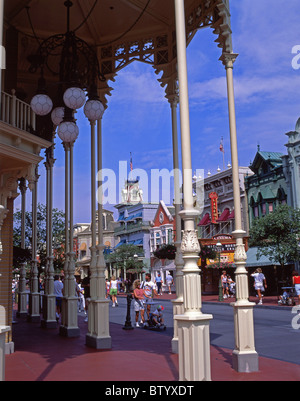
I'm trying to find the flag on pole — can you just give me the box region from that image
[220,137,225,154]
[220,137,225,170]
[130,152,133,171]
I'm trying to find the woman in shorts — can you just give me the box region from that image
[133,279,145,327]
[292,271,300,304]
[251,268,267,305]
[109,275,119,307]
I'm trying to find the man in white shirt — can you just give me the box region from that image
[166,273,174,294]
[141,273,158,319]
[251,268,267,305]
[54,275,64,321]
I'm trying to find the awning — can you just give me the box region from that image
[198,213,211,226]
[126,212,143,221]
[114,240,126,249]
[228,210,235,220]
[246,247,281,267]
[216,208,230,223]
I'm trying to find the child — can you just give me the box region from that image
[227,276,236,298]
[109,275,119,307]
[278,290,289,305]
[151,305,165,327]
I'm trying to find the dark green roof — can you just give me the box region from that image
[249,151,284,174]
[258,151,284,167]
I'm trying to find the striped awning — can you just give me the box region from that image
[217,208,230,223]
[198,213,211,226]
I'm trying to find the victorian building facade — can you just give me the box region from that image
[114,179,158,272]
[194,166,252,294]
[74,210,117,277]
[282,118,300,211]
[245,148,287,228]
[150,200,177,291]
[195,166,252,239]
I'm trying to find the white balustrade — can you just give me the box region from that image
[1,90,36,132]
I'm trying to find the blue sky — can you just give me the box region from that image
[16,0,300,223]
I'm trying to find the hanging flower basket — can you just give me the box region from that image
[205,261,234,269]
[153,244,176,260]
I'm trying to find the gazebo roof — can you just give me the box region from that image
[5,0,229,45]
[5,0,233,103]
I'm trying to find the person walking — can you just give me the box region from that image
[292,271,300,304]
[251,268,267,305]
[109,275,119,307]
[132,279,145,327]
[141,273,157,319]
[155,273,163,295]
[82,270,91,322]
[53,275,64,322]
[105,279,110,299]
[76,278,85,313]
[165,273,174,294]
[221,271,229,299]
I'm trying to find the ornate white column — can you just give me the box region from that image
[86,117,111,349]
[174,0,213,382]
[169,93,184,354]
[17,178,28,318]
[0,325,10,382]
[221,52,258,373]
[60,142,80,337]
[27,167,40,323]
[42,145,57,328]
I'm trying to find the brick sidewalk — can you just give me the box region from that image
[5,309,300,382]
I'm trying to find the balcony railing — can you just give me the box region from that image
[114,221,151,235]
[1,90,36,133]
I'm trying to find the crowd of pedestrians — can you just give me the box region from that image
[14,266,300,327]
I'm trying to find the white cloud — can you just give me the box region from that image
[189,73,300,105]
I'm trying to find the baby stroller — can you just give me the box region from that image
[144,304,166,331]
[278,287,296,306]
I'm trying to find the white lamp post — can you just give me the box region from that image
[174,0,212,381]
[29,0,106,339]
[57,107,80,338]
[221,52,258,373]
[84,86,111,349]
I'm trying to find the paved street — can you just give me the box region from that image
[109,297,300,366]
[6,296,300,382]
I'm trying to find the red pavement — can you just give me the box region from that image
[5,295,300,382]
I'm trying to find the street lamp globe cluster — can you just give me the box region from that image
[30,85,105,144]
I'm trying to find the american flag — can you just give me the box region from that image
[220,137,225,154]
[130,152,133,171]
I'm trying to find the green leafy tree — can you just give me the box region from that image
[249,204,300,268]
[107,244,145,276]
[13,203,66,273]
